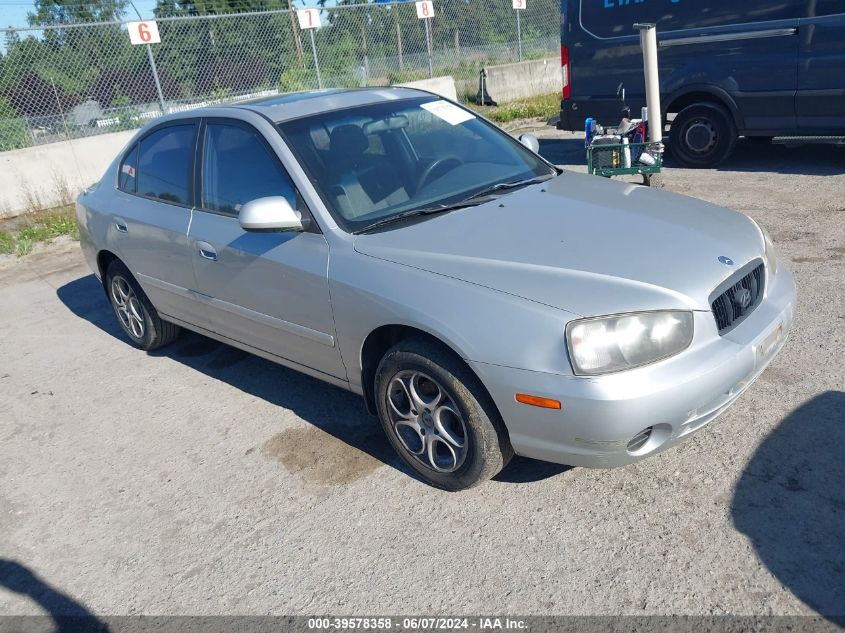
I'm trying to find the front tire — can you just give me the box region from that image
[374,339,512,491]
[105,259,179,351]
[669,102,737,168]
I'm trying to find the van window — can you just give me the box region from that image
[579,0,803,39]
[807,1,844,17]
[136,124,196,205]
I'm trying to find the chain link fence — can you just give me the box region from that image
[0,0,560,152]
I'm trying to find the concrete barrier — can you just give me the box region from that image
[0,129,134,217]
[479,58,561,104]
[396,76,458,101]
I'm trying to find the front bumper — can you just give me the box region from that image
[470,262,796,468]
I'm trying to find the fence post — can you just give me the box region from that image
[309,29,323,89]
[146,45,166,113]
[516,10,523,62]
[362,23,370,86]
[396,20,404,69]
[424,18,433,78]
[127,1,166,113]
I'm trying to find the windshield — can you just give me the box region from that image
[277,97,556,232]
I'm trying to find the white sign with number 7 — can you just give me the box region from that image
[512,0,526,9]
[127,20,161,45]
[415,1,435,19]
[297,8,320,30]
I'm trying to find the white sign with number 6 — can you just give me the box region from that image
[513,0,526,9]
[127,20,161,45]
[415,1,434,19]
[297,8,320,30]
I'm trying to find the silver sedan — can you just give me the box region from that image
[76,88,795,490]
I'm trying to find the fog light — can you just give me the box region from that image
[627,426,653,453]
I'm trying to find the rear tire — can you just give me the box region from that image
[374,338,512,491]
[669,102,737,168]
[105,259,180,351]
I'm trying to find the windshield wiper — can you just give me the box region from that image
[353,174,554,235]
[353,197,495,235]
[464,174,556,202]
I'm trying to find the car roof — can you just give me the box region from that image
[230,87,431,123]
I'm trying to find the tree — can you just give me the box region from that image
[154,0,288,17]
[27,0,127,25]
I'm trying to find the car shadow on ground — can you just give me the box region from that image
[731,390,845,620]
[539,133,845,176]
[56,274,567,487]
[0,558,108,631]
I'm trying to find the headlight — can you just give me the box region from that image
[750,218,778,275]
[566,311,694,376]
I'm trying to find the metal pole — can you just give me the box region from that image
[128,1,165,113]
[516,10,522,62]
[635,23,662,144]
[396,21,404,69]
[146,45,166,113]
[425,18,433,78]
[309,29,323,89]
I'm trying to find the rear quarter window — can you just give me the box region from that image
[579,0,803,39]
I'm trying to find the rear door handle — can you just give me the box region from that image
[197,241,217,261]
[114,218,128,233]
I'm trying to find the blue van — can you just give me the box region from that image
[558,1,845,167]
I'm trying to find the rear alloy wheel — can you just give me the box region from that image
[105,259,180,351]
[375,339,512,491]
[669,102,737,168]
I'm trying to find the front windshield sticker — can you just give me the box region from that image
[420,100,476,126]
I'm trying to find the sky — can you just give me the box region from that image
[0,0,159,28]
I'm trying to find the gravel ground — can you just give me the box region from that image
[0,134,843,620]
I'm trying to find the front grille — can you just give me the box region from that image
[711,263,765,334]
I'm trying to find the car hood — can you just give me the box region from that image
[353,170,764,317]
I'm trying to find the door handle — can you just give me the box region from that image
[114,218,128,233]
[197,241,217,261]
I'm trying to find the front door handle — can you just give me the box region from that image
[114,218,128,233]
[197,241,217,261]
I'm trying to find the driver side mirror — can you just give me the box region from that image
[518,133,540,154]
[238,196,303,233]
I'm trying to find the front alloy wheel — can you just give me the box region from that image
[374,338,512,490]
[386,370,468,473]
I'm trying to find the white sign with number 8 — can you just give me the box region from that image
[127,20,161,45]
[513,0,526,9]
[297,9,320,30]
[415,1,434,19]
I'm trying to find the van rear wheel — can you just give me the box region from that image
[669,102,737,168]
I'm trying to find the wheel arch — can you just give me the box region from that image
[359,324,499,425]
[96,250,120,289]
[665,86,744,132]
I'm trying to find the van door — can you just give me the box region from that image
[797,2,845,131]
[568,1,802,134]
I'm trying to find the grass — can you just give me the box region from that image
[0,205,79,257]
[464,92,560,124]
[0,230,14,255]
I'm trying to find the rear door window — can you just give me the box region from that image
[118,144,139,193]
[135,124,197,206]
[580,0,803,39]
